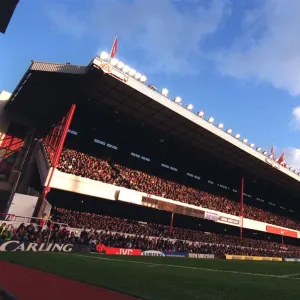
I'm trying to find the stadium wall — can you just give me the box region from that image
[0,91,11,143]
[7,193,38,217]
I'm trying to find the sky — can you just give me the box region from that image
[1,0,300,169]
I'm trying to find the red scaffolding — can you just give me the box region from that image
[41,104,76,200]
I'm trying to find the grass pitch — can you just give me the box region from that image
[1,252,300,300]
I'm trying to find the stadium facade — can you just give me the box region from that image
[1,55,300,244]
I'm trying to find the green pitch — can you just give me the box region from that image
[1,252,300,300]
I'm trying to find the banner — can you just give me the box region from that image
[266,225,298,238]
[284,258,300,262]
[226,254,282,262]
[218,216,240,225]
[0,241,90,253]
[204,212,218,222]
[188,253,214,259]
[142,250,165,257]
[105,247,141,256]
[163,251,187,257]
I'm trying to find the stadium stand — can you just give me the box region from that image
[2,208,300,259]
[55,147,300,231]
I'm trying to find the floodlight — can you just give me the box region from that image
[135,73,142,80]
[250,143,255,148]
[111,58,118,66]
[235,134,240,139]
[197,111,204,117]
[294,169,297,173]
[162,88,169,97]
[226,129,232,134]
[218,123,224,129]
[289,167,293,171]
[100,52,109,60]
[256,147,261,152]
[140,75,147,82]
[174,96,182,103]
[186,104,193,111]
[263,151,267,155]
[242,138,248,143]
[117,61,124,69]
[123,65,130,73]
[208,117,214,123]
[129,69,136,76]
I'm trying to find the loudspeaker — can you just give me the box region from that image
[0,0,19,34]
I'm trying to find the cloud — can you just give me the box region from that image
[215,0,300,96]
[285,147,300,170]
[46,0,230,74]
[290,107,300,130]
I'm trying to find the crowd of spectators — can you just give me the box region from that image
[51,208,300,258]
[56,148,300,231]
[2,207,300,258]
[0,221,83,245]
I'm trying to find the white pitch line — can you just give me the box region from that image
[280,273,300,278]
[71,254,300,280]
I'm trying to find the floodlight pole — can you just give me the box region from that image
[240,177,244,242]
[170,213,174,235]
[41,104,76,200]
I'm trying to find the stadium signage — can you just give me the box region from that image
[105,247,142,256]
[284,258,300,262]
[142,250,165,257]
[204,212,218,222]
[218,216,239,225]
[163,251,187,258]
[95,60,129,82]
[0,241,73,252]
[265,158,280,170]
[266,225,298,238]
[188,253,214,259]
[226,255,282,262]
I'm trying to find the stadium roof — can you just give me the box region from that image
[5,57,300,194]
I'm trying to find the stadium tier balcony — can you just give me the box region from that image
[54,148,300,231]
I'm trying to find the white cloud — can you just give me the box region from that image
[46,0,230,74]
[290,107,300,130]
[215,0,300,96]
[285,147,300,170]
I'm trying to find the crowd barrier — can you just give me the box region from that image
[226,254,282,262]
[0,241,90,253]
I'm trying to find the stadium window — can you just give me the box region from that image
[94,139,106,145]
[194,175,200,180]
[269,202,276,206]
[208,180,214,185]
[289,210,294,213]
[256,198,264,203]
[161,163,170,169]
[170,167,178,172]
[68,129,78,135]
[232,189,238,193]
[131,152,150,162]
[187,173,194,177]
[107,143,118,150]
